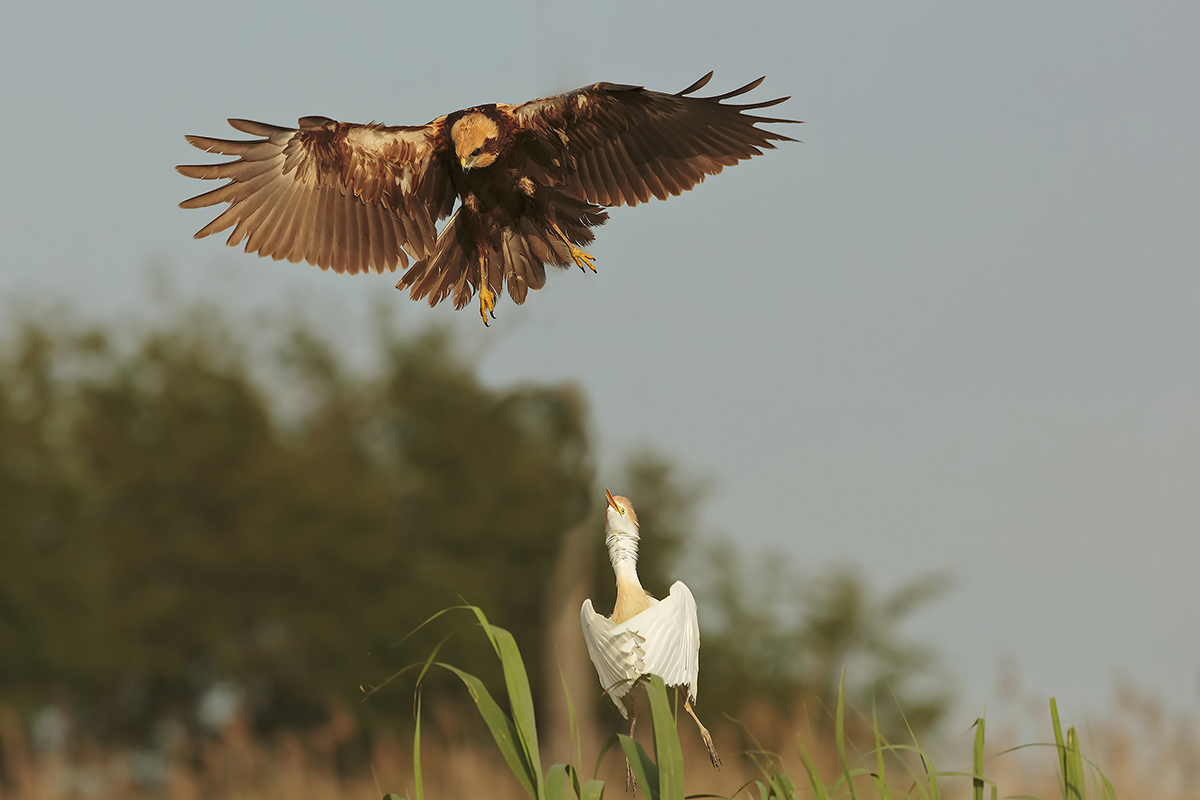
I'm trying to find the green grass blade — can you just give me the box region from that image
[645,676,685,800]
[618,734,661,800]
[776,771,800,800]
[593,734,622,781]
[835,671,859,800]
[1049,698,1068,799]
[795,735,830,800]
[884,684,932,800]
[972,718,985,800]
[1064,727,1085,800]
[872,700,888,799]
[547,764,568,800]
[464,606,544,798]
[558,658,583,771]
[580,778,606,800]
[361,657,435,703]
[412,692,424,800]
[1090,759,1116,800]
[438,663,538,798]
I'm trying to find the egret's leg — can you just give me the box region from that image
[477,253,496,325]
[625,695,638,794]
[684,699,721,769]
[549,221,597,273]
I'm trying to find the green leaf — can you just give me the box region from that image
[872,700,888,798]
[972,718,985,800]
[835,671,858,800]
[438,663,537,798]
[1064,727,1085,800]
[412,692,424,800]
[465,606,545,798]
[558,658,583,770]
[795,735,829,800]
[547,764,569,800]
[618,734,660,800]
[1049,698,1067,795]
[644,676,685,800]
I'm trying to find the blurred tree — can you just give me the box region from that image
[0,309,594,739]
[699,544,953,739]
[0,302,952,748]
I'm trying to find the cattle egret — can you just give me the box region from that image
[581,489,720,790]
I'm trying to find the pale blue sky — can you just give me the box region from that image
[2,1,1197,730]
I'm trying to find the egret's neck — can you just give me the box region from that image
[606,529,644,589]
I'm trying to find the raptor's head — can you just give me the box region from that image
[451,112,500,170]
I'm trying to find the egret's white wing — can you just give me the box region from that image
[580,599,644,718]
[622,581,700,702]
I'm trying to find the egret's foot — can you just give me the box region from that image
[569,245,597,273]
[625,760,637,794]
[701,729,722,770]
[684,700,721,769]
[478,284,496,326]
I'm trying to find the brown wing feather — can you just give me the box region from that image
[502,73,800,208]
[178,117,456,275]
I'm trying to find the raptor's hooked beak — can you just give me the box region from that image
[460,157,474,171]
[605,488,625,515]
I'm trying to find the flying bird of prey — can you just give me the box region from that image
[582,490,719,791]
[178,73,798,325]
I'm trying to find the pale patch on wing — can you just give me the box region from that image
[581,598,646,718]
[581,581,701,716]
[624,581,700,702]
[178,117,456,275]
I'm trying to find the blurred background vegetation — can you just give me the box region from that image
[0,300,951,762]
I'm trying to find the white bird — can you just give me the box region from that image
[581,489,720,790]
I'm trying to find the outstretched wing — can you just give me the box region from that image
[581,599,644,718]
[178,117,456,275]
[503,73,799,208]
[623,581,700,702]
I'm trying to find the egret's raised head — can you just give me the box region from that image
[605,489,639,537]
[451,112,500,170]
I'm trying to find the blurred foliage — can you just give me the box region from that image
[0,308,599,738]
[698,545,953,738]
[0,304,951,746]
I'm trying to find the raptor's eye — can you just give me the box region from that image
[471,147,483,157]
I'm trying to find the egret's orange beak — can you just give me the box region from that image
[605,488,625,515]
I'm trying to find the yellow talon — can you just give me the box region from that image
[570,246,596,273]
[549,221,598,273]
[479,283,496,326]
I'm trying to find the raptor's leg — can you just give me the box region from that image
[549,221,597,273]
[684,698,721,769]
[625,694,638,794]
[477,252,496,326]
